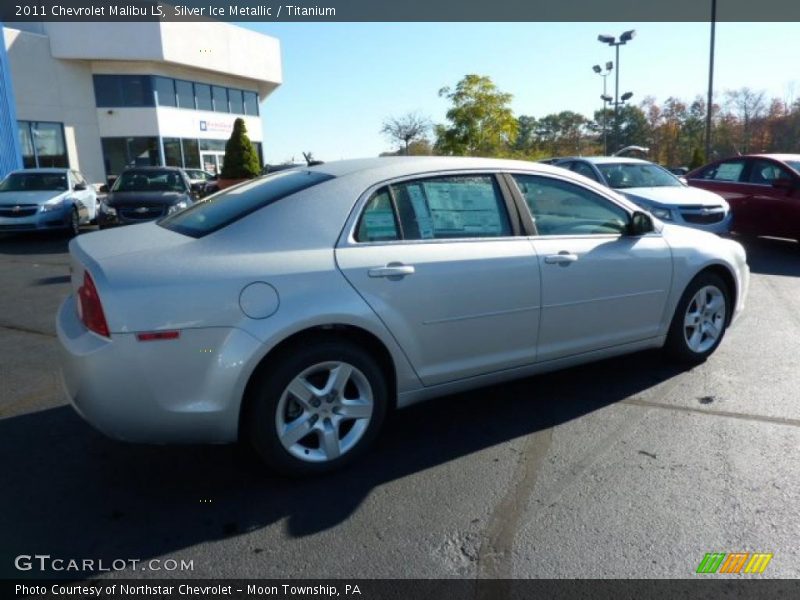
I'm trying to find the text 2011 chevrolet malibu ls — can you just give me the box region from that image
[57,157,749,475]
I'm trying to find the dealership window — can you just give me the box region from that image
[212,86,228,113]
[194,84,213,111]
[17,121,68,168]
[93,75,154,107]
[163,138,182,167]
[199,139,227,152]
[175,80,195,109]
[153,76,176,107]
[101,137,159,179]
[243,91,259,116]
[182,139,200,169]
[228,89,244,115]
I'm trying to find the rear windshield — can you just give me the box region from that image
[159,170,334,237]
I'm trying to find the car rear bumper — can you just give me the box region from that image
[56,295,263,444]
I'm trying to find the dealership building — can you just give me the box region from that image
[0,21,282,183]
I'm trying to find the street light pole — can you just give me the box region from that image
[705,0,717,161]
[598,30,636,153]
[593,62,613,154]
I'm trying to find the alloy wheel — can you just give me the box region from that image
[275,361,374,463]
[683,285,726,354]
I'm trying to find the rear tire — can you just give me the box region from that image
[664,272,730,364]
[245,339,388,476]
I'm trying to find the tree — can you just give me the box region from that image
[221,118,261,179]
[434,74,518,156]
[380,112,431,155]
[689,147,705,169]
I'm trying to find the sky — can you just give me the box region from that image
[241,22,800,164]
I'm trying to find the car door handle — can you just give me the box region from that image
[544,252,579,265]
[368,264,416,278]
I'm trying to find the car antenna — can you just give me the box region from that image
[303,152,324,166]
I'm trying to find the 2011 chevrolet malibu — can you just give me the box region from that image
[57,157,749,475]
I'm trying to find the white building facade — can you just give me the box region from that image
[1,21,282,183]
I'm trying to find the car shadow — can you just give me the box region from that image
[0,228,97,256]
[0,350,686,579]
[735,235,800,277]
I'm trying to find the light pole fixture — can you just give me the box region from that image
[593,62,613,154]
[598,30,636,152]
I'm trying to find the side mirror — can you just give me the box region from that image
[628,210,654,236]
[73,182,87,191]
[99,184,109,194]
[678,176,688,186]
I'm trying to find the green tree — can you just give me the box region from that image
[221,118,260,179]
[689,147,705,169]
[434,74,518,156]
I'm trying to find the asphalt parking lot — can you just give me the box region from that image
[1,229,799,580]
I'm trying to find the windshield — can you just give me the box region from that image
[0,172,68,192]
[597,162,682,189]
[113,170,187,193]
[785,161,800,174]
[159,170,334,238]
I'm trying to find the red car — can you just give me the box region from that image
[686,154,800,242]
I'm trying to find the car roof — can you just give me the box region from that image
[749,153,800,161]
[576,156,652,165]
[304,156,571,181]
[122,166,184,172]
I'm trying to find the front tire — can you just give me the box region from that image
[664,272,730,364]
[245,339,388,476]
[65,207,80,238]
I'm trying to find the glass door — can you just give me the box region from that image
[200,151,225,175]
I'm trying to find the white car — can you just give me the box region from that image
[57,157,749,475]
[554,157,732,234]
[0,168,97,235]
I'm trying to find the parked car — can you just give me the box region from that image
[554,157,732,234]
[57,157,749,475]
[686,154,800,242]
[97,167,194,228]
[182,168,217,197]
[0,168,97,236]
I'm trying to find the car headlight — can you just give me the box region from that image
[39,198,65,213]
[99,202,116,216]
[649,206,673,221]
[167,201,189,214]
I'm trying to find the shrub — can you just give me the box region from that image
[689,147,705,170]
[221,118,260,179]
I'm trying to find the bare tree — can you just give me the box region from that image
[725,87,766,152]
[381,112,431,155]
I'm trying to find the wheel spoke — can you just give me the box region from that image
[337,401,372,419]
[325,363,353,396]
[684,311,699,328]
[706,320,721,339]
[280,414,313,446]
[688,327,703,350]
[286,377,317,410]
[320,423,341,459]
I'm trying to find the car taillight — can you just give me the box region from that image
[77,271,110,338]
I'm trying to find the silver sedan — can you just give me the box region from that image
[57,157,749,475]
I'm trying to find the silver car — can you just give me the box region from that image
[57,157,749,475]
[0,168,97,235]
[554,157,733,234]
